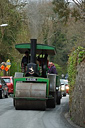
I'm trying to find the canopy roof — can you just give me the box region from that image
[15,43,56,55]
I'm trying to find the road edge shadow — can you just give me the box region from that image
[65,113,82,128]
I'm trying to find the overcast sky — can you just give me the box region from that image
[22,0,77,3]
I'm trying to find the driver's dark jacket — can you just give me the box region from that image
[21,56,28,66]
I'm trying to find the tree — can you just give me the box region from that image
[0,0,30,75]
[52,0,70,23]
[0,0,23,61]
[53,0,85,22]
[52,0,85,69]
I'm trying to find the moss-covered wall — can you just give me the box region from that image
[68,47,85,127]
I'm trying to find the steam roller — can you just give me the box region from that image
[13,39,61,110]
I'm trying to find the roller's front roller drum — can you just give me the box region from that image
[15,99,46,110]
[15,82,46,110]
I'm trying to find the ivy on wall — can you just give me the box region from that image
[68,46,85,103]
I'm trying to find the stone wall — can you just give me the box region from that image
[70,61,85,127]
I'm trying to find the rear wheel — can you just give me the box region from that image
[56,91,61,105]
[56,97,61,105]
[5,92,8,98]
[47,92,56,108]
[63,93,66,97]
[0,90,5,99]
[13,98,15,106]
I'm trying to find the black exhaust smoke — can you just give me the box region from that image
[30,39,37,63]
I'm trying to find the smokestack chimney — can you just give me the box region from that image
[30,39,37,63]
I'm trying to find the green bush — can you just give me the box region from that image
[10,60,21,76]
[68,46,85,96]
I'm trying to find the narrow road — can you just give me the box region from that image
[0,95,76,128]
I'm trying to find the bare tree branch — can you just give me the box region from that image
[72,0,81,7]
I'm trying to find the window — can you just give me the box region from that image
[3,78,10,83]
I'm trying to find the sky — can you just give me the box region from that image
[21,0,78,3]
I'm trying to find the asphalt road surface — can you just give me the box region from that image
[0,95,77,128]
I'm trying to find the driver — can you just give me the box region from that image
[21,51,29,72]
